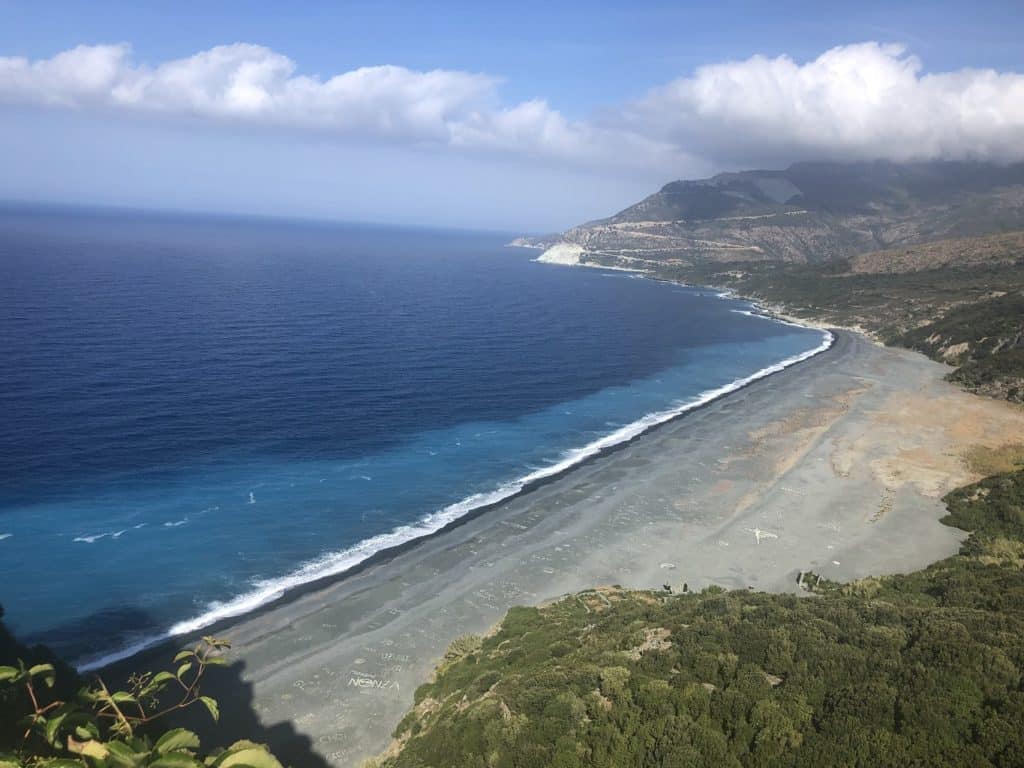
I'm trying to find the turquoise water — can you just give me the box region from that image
[0,205,828,666]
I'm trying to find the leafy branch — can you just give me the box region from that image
[0,638,281,768]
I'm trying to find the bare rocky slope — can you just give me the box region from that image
[519,160,1024,405]
[523,161,1024,266]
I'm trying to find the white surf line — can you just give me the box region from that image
[75,284,835,673]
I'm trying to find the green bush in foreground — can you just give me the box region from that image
[0,638,281,768]
[375,471,1024,768]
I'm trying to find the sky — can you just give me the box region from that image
[1,0,1023,232]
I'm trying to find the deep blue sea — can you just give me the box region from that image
[0,205,828,667]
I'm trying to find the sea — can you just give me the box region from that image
[0,204,829,668]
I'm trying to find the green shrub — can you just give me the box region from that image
[375,471,1024,767]
[0,638,282,768]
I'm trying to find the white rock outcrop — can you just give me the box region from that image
[536,243,586,266]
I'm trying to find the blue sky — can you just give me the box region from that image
[1,1,1023,230]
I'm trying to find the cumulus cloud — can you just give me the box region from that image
[625,42,1024,165]
[0,42,669,170]
[0,43,495,139]
[1,41,1023,172]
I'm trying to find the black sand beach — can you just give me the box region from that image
[147,331,1024,766]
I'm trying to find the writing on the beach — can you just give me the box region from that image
[348,671,400,691]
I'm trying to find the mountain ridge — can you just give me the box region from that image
[524,160,1024,265]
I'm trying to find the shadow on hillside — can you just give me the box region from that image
[173,658,333,768]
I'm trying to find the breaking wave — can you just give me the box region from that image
[76,325,833,671]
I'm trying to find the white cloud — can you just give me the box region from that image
[0,42,653,169]
[625,42,1024,165]
[1,41,1023,173]
[0,44,130,106]
[0,44,498,140]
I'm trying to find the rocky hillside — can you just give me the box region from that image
[671,232,1024,405]
[524,161,1024,266]
[371,471,1024,768]
[848,230,1024,274]
[899,293,1024,402]
[520,162,1024,406]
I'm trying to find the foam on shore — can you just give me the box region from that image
[76,320,832,672]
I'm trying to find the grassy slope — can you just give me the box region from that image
[373,473,1024,768]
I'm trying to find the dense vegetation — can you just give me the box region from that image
[373,471,1024,768]
[0,633,282,768]
[667,256,1024,404]
[950,350,1024,403]
[535,167,1024,396]
[5,218,1020,766]
[0,608,79,755]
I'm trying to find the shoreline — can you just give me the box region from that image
[78,255,1024,766]
[512,241,882,341]
[184,328,1024,767]
[82,287,833,672]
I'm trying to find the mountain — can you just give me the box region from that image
[527,161,1024,266]
[520,161,1024,406]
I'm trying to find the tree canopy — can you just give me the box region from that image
[373,471,1024,768]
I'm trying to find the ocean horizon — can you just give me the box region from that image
[0,204,828,668]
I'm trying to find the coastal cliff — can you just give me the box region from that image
[535,242,587,266]
[518,161,1024,406]
[367,163,1024,766]
[519,160,1024,268]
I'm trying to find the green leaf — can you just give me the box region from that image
[73,740,110,761]
[140,671,176,697]
[127,736,152,752]
[207,742,255,766]
[203,656,227,666]
[74,723,100,741]
[103,740,147,768]
[29,663,57,688]
[45,711,68,746]
[176,662,193,680]
[214,746,283,768]
[173,651,194,664]
[0,753,23,768]
[0,666,19,683]
[149,753,204,768]
[36,760,87,768]
[111,691,138,704]
[154,729,200,755]
[77,686,101,704]
[199,696,219,723]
